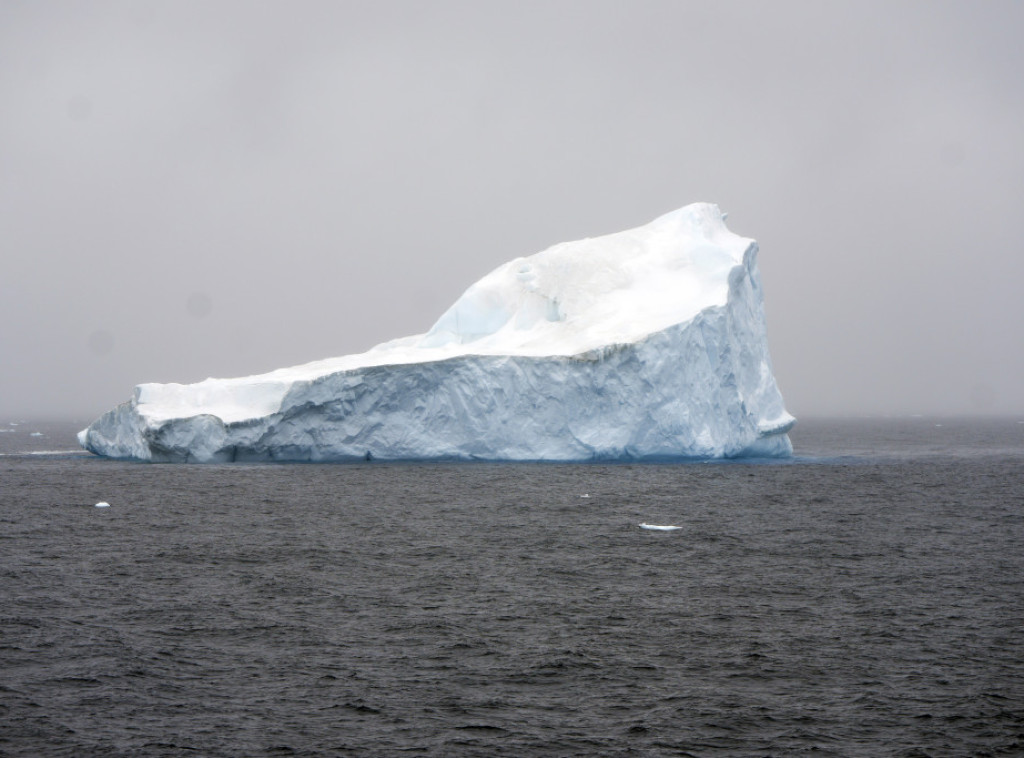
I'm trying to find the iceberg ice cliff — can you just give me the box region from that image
[79,203,794,462]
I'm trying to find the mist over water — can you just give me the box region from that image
[2,419,1023,755]
[3,2,1024,420]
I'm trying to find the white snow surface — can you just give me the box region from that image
[79,203,794,462]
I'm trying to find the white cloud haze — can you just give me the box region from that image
[1,0,1022,420]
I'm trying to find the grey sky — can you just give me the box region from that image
[2,0,1022,420]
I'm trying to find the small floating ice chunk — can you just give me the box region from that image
[30,432,43,437]
[639,523,681,531]
[94,501,110,508]
[579,493,590,498]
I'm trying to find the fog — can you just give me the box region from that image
[2,0,1022,421]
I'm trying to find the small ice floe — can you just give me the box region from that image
[30,432,43,437]
[94,501,110,508]
[639,523,681,531]
[579,493,590,498]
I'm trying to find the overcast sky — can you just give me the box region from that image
[2,0,1022,421]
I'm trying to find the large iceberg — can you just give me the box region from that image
[79,203,794,462]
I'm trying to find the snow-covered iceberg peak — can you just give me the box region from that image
[79,203,794,462]
[418,203,743,355]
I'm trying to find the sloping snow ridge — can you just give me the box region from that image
[79,203,794,462]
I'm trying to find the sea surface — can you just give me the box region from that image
[1,418,1023,757]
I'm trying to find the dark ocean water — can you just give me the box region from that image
[1,418,1023,757]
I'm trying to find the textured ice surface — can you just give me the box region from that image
[79,203,794,462]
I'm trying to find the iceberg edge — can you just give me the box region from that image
[79,203,794,463]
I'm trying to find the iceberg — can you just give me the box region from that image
[78,203,794,462]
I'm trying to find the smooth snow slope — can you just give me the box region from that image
[79,203,794,462]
